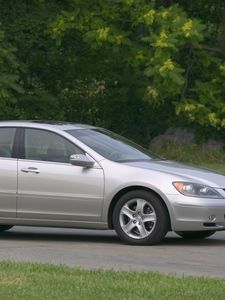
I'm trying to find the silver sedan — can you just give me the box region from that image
[0,121,225,245]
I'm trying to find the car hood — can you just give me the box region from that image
[123,160,225,188]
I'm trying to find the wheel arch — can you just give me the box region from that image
[107,186,171,230]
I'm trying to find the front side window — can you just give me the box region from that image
[24,129,84,163]
[0,128,16,158]
[67,128,158,162]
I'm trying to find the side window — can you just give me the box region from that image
[24,129,84,163]
[0,128,16,158]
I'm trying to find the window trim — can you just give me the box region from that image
[12,128,25,159]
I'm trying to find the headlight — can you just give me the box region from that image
[173,182,223,199]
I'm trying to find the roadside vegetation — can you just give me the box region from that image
[0,261,225,300]
[150,143,225,173]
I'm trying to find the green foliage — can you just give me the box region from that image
[48,2,205,105]
[0,27,22,119]
[176,51,225,132]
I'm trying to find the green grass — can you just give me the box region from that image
[0,261,225,300]
[150,142,225,173]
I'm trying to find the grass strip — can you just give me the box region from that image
[0,261,225,300]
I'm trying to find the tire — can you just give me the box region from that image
[175,230,216,239]
[0,225,13,232]
[113,190,169,245]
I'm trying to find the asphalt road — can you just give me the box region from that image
[0,226,225,278]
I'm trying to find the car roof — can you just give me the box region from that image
[0,120,96,131]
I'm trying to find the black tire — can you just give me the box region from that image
[113,190,169,245]
[175,230,216,239]
[0,225,13,232]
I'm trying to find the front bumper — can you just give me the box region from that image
[167,193,225,231]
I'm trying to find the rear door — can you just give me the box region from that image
[0,127,17,218]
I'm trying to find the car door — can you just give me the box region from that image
[0,127,17,218]
[17,128,104,222]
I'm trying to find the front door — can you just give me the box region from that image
[17,128,104,222]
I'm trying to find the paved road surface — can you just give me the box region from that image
[0,227,225,278]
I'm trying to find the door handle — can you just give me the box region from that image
[21,167,40,174]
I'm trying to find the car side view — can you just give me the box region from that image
[0,121,225,245]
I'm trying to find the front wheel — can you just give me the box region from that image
[0,225,13,232]
[113,190,169,245]
[175,230,216,239]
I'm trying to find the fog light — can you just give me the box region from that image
[208,215,216,222]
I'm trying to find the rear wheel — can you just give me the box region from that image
[113,190,169,245]
[0,225,13,232]
[175,230,216,239]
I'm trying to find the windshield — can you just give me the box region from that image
[66,128,158,162]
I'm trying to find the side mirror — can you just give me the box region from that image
[70,154,95,168]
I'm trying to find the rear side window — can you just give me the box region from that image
[0,128,16,158]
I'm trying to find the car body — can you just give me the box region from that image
[0,120,225,245]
